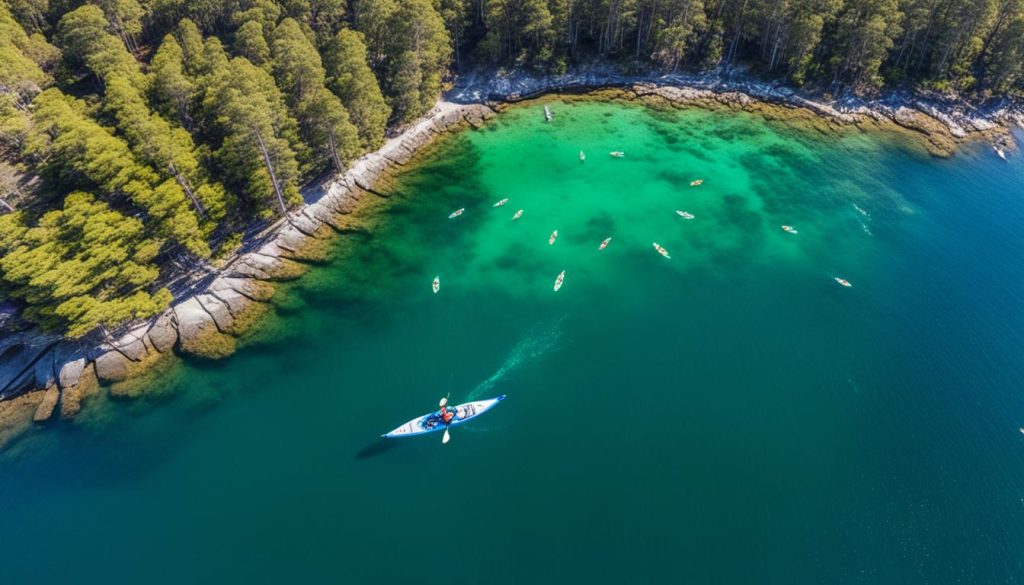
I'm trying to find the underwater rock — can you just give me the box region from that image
[33,384,59,422]
[60,363,99,419]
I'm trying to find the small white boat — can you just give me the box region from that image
[690,179,703,187]
[653,242,671,259]
[512,209,523,220]
[834,277,852,288]
[432,276,440,294]
[553,270,565,292]
[544,105,552,122]
[676,210,695,220]
[579,150,586,162]
[610,151,625,158]
[493,198,509,207]
[781,225,798,234]
[598,237,612,250]
[995,145,1007,160]
[549,230,558,245]
[448,208,464,219]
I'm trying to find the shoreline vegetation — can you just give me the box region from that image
[2,74,1021,448]
[3,0,1024,448]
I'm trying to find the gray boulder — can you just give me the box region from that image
[147,311,178,353]
[94,350,132,383]
[195,294,234,332]
[58,357,86,389]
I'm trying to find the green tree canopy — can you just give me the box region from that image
[56,4,145,90]
[271,18,361,171]
[323,28,390,149]
[234,19,271,66]
[201,54,304,216]
[0,191,172,338]
[28,88,210,256]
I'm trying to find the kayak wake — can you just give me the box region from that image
[466,317,565,401]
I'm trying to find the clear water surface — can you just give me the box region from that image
[2,99,1023,584]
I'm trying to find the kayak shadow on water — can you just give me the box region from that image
[353,424,509,459]
[354,438,402,459]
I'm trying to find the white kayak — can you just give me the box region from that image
[553,270,565,291]
[382,395,507,438]
[653,242,671,259]
[835,277,853,288]
[781,225,798,234]
[676,210,695,220]
[512,209,523,220]
[995,145,1007,160]
[449,208,465,219]
[549,230,558,245]
[690,179,703,187]
[493,198,509,207]
[432,276,440,294]
[579,151,586,162]
[598,237,612,250]
[544,105,552,121]
[610,151,624,158]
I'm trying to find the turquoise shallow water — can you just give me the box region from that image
[2,100,1024,583]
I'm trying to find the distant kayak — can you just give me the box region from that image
[610,151,624,158]
[676,210,695,220]
[653,242,671,259]
[781,225,798,234]
[512,209,523,220]
[579,150,586,162]
[432,276,440,294]
[448,208,464,219]
[549,230,558,245]
[544,105,552,122]
[690,179,703,187]
[995,145,1007,160]
[553,270,565,291]
[834,277,852,288]
[598,237,612,250]
[382,395,506,438]
[493,198,509,207]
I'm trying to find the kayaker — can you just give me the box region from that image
[438,397,455,426]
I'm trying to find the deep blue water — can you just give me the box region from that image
[0,103,1023,584]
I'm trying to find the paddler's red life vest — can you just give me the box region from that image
[440,408,454,425]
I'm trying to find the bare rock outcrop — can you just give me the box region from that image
[229,253,307,281]
[210,277,276,302]
[174,297,237,359]
[94,350,133,383]
[147,311,178,353]
[0,331,58,400]
[58,356,86,389]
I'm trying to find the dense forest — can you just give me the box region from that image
[1,0,1023,339]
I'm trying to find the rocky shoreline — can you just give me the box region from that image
[454,67,1022,156]
[2,69,1020,448]
[0,100,498,448]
